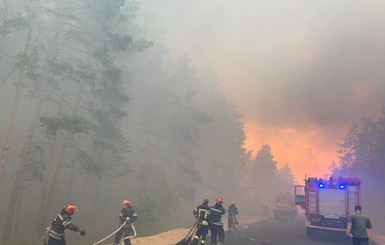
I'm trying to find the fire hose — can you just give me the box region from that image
[92,219,137,245]
[40,220,137,245]
[119,223,137,242]
[231,229,270,245]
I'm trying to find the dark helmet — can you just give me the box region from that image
[203,198,209,205]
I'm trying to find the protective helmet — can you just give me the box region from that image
[122,200,131,206]
[231,201,236,205]
[203,198,209,205]
[216,197,223,205]
[65,204,78,213]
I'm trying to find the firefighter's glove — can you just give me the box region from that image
[80,230,86,236]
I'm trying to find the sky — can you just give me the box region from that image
[137,0,385,181]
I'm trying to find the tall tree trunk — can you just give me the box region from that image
[0,4,36,177]
[1,22,62,243]
[1,92,44,242]
[12,189,22,236]
[42,82,85,226]
[36,135,59,235]
[89,176,103,228]
[66,162,76,201]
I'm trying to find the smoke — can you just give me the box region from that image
[137,0,385,179]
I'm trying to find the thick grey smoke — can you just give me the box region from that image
[136,0,385,180]
[138,0,385,128]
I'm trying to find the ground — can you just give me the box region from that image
[110,215,266,245]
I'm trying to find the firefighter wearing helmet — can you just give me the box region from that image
[227,201,239,230]
[191,198,211,245]
[209,197,226,245]
[47,204,85,245]
[113,199,138,245]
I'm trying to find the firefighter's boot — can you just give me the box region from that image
[191,236,199,245]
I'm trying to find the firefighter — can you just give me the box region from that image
[47,204,85,245]
[210,197,226,245]
[113,199,138,245]
[191,198,211,245]
[227,201,239,230]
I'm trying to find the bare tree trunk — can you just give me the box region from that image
[0,4,36,177]
[42,82,85,226]
[1,21,62,243]
[66,162,75,201]
[89,176,103,228]
[2,93,44,242]
[36,135,58,235]
[42,139,68,224]
[12,188,22,236]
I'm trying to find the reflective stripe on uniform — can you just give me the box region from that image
[48,229,62,240]
[58,214,64,221]
[212,221,223,226]
[58,214,72,228]
[63,220,72,227]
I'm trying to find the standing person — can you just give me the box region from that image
[346,205,372,245]
[47,204,85,245]
[227,201,239,230]
[210,197,226,245]
[191,198,211,245]
[113,199,138,245]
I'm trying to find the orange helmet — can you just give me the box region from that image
[65,204,78,213]
[122,200,131,206]
[216,197,223,205]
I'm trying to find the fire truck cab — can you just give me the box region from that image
[295,174,361,236]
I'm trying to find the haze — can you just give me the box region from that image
[138,0,385,180]
[1,0,385,244]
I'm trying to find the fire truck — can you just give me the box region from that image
[295,174,361,236]
[272,192,298,219]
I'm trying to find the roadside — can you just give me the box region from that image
[107,213,385,245]
[126,214,270,245]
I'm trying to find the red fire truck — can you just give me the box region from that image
[295,174,361,236]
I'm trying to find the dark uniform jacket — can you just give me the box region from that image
[193,203,211,225]
[228,204,239,216]
[119,207,138,227]
[49,209,79,240]
[210,204,226,226]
